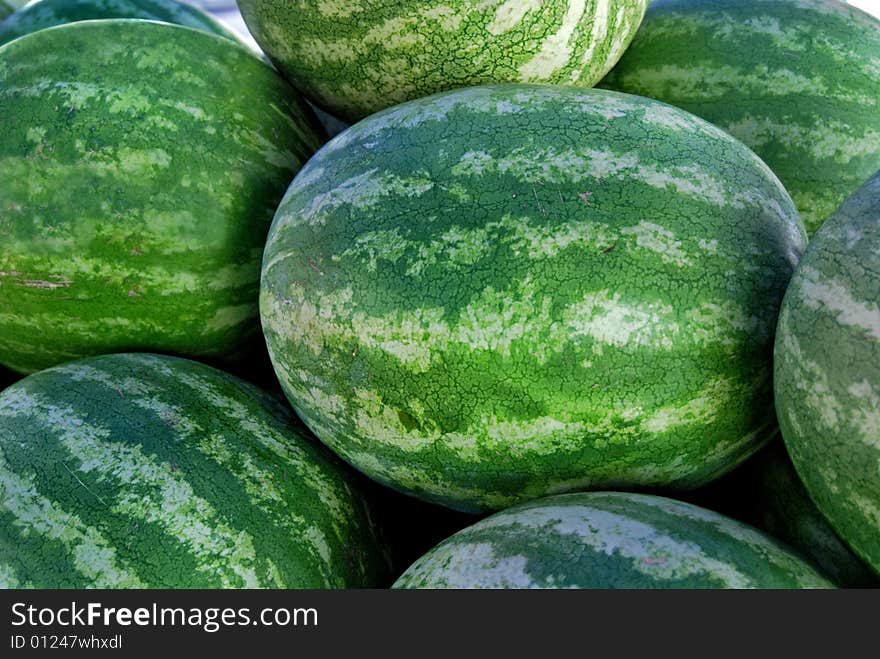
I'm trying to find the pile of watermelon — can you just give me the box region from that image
[0,0,877,589]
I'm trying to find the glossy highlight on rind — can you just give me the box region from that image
[0,20,324,374]
[260,84,806,512]
[0,0,237,46]
[775,170,880,575]
[237,0,649,122]
[392,492,834,588]
[600,0,880,236]
[0,353,388,589]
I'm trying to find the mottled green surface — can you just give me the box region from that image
[0,20,323,374]
[691,439,877,587]
[0,0,236,45]
[393,492,833,588]
[775,170,880,574]
[261,84,806,512]
[238,0,648,121]
[601,0,880,236]
[0,353,387,588]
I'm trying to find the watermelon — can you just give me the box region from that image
[775,170,880,574]
[0,352,388,588]
[690,440,878,587]
[392,491,833,588]
[260,84,807,513]
[0,0,236,45]
[237,0,649,122]
[0,20,323,375]
[600,0,880,237]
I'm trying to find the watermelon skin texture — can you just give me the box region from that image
[237,0,649,122]
[691,440,878,587]
[0,0,237,45]
[0,353,388,589]
[0,20,323,375]
[260,84,807,513]
[775,171,880,575]
[600,0,880,237]
[392,492,833,588]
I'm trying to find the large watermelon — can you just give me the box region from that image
[237,0,649,122]
[775,170,880,574]
[0,353,387,588]
[600,0,880,236]
[690,440,877,587]
[392,492,833,588]
[261,84,807,512]
[0,20,322,375]
[0,0,236,45]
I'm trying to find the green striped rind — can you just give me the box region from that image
[392,492,833,588]
[0,20,323,374]
[775,170,880,574]
[237,0,649,122]
[0,0,237,46]
[693,440,877,587]
[0,353,387,589]
[261,84,807,512]
[600,0,880,236]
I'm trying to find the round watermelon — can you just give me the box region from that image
[237,0,649,122]
[600,0,880,237]
[775,170,880,574]
[0,353,388,588]
[0,0,236,45]
[260,84,807,512]
[690,440,877,587]
[392,492,833,588]
[0,20,323,375]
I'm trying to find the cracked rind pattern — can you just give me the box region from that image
[601,0,880,236]
[775,170,880,575]
[0,353,387,589]
[392,492,833,589]
[0,20,323,374]
[260,84,807,512]
[237,0,648,122]
[0,0,237,46]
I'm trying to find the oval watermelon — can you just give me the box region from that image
[0,20,323,375]
[0,0,236,45]
[261,84,807,512]
[690,440,878,587]
[392,492,833,588]
[237,0,649,122]
[600,0,880,237]
[775,170,880,574]
[0,352,388,588]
